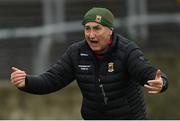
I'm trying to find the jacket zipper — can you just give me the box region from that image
[91,52,108,105]
[98,78,108,104]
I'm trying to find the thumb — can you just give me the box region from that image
[11,67,20,72]
[155,69,161,80]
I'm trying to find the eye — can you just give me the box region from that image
[85,26,90,31]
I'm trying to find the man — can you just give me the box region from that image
[10,7,168,119]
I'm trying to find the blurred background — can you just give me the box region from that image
[0,0,179,119]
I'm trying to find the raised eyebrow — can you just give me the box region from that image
[84,25,101,29]
[85,25,100,27]
[94,25,101,28]
[93,25,101,29]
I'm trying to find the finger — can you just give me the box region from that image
[145,84,159,93]
[14,80,24,86]
[144,84,162,94]
[147,80,162,86]
[13,80,25,88]
[144,84,153,90]
[11,77,25,87]
[155,69,161,80]
[11,70,26,77]
[11,72,25,77]
[12,67,20,72]
[11,73,26,80]
[148,83,162,89]
[144,84,160,91]
[148,91,159,94]
[11,71,26,76]
[11,76,26,84]
[147,79,163,90]
[17,82,25,88]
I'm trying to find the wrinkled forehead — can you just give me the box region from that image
[84,22,113,32]
[85,22,107,29]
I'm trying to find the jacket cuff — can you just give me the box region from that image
[18,75,30,92]
[160,77,168,93]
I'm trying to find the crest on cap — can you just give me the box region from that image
[95,15,102,23]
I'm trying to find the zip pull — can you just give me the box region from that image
[99,83,108,104]
[99,84,106,97]
[104,97,108,104]
[98,78,101,83]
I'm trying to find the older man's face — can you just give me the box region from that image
[84,22,112,54]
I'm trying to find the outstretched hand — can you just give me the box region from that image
[10,67,26,88]
[144,69,163,94]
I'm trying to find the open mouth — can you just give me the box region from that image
[90,41,98,44]
[89,41,98,47]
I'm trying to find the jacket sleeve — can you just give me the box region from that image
[125,41,168,92]
[20,46,75,95]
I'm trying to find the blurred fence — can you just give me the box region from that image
[0,0,179,77]
[0,0,180,119]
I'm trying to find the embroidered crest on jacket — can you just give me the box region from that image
[108,62,114,72]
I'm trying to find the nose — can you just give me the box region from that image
[89,30,95,39]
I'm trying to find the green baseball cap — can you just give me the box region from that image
[82,7,114,29]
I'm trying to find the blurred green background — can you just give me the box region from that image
[0,0,179,119]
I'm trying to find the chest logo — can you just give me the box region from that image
[78,65,91,71]
[80,53,88,56]
[108,62,114,72]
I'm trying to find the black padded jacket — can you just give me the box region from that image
[21,33,168,119]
